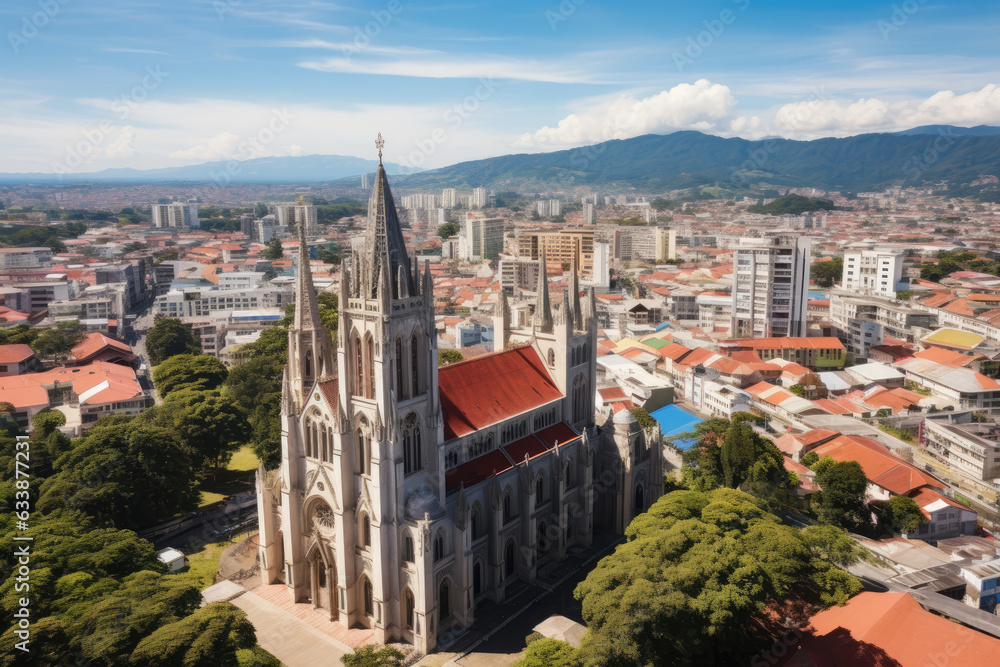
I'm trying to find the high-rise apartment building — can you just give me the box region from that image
[731,235,811,338]
[583,203,596,225]
[151,203,200,229]
[515,228,595,279]
[459,214,504,261]
[272,203,318,239]
[441,188,457,208]
[842,248,904,297]
[472,187,487,209]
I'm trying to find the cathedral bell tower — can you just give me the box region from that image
[334,135,444,645]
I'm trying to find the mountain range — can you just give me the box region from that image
[0,155,417,184]
[396,126,1000,192]
[2,126,999,193]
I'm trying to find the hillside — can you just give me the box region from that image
[395,129,1000,192]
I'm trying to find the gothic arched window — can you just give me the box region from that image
[411,332,420,396]
[404,588,415,630]
[503,492,512,523]
[504,540,516,578]
[439,579,451,620]
[365,335,375,400]
[547,348,556,367]
[356,417,369,476]
[363,576,374,616]
[635,484,645,513]
[354,334,364,397]
[573,374,587,423]
[395,337,405,399]
[536,474,545,504]
[362,513,371,547]
[403,413,422,474]
[404,535,414,563]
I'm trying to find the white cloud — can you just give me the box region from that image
[281,144,304,157]
[773,84,1000,137]
[297,56,595,84]
[169,132,246,161]
[514,80,737,148]
[104,126,137,158]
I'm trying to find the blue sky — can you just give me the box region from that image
[1,0,998,173]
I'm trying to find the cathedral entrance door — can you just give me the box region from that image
[309,550,338,621]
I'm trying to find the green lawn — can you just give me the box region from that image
[197,446,260,508]
[174,536,238,589]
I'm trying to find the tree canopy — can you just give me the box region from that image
[261,238,284,261]
[878,495,924,535]
[32,320,85,362]
[810,257,843,288]
[341,644,405,667]
[812,457,869,529]
[146,317,200,366]
[437,222,459,239]
[574,488,862,666]
[153,354,229,397]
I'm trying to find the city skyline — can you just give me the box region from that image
[1,0,999,174]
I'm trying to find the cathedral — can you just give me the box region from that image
[255,150,663,655]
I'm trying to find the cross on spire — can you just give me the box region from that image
[375,132,384,165]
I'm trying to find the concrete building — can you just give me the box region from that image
[842,248,905,297]
[472,187,487,208]
[583,203,595,225]
[591,242,611,288]
[499,256,540,294]
[272,203,318,239]
[514,228,595,279]
[830,288,936,345]
[459,215,504,262]
[441,188,457,208]
[0,247,53,269]
[153,285,293,318]
[731,235,810,338]
[923,415,1000,484]
[151,203,200,229]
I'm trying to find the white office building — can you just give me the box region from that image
[151,203,200,229]
[272,203,318,239]
[731,235,811,338]
[441,188,457,208]
[584,203,596,225]
[842,248,904,297]
[472,187,487,208]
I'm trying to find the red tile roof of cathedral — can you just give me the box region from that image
[438,346,563,441]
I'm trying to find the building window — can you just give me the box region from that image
[504,540,516,578]
[547,348,556,367]
[471,503,482,539]
[403,413,422,474]
[635,484,644,513]
[362,514,371,547]
[364,577,374,616]
[354,335,364,396]
[411,333,420,396]
[434,529,445,562]
[404,535,414,563]
[439,580,451,620]
[365,335,375,399]
[404,589,415,630]
[536,475,545,504]
[503,493,512,522]
[473,562,482,597]
[395,337,405,398]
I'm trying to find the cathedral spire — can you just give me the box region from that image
[568,256,582,331]
[363,136,414,300]
[535,253,553,333]
[294,219,321,332]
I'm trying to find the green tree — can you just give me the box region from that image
[515,634,581,667]
[261,238,284,261]
[810,257,843,288]
[37,421,199,529]
[629,407,657,431]
[32,409,67,438]
[153,354,229,397]
[879,495,924,535]
[32,320,85,363]
[161,389,251,473]
[813,460,869,529]
[438,349,464,366]
[574,488,862,666]
[800,451,820,468]
[146,317,200,365]
[789,384,805,397]
[130,602,257,665]
[341,644,405,667]
[437,222,459,239]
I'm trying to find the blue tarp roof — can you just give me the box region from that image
[672,439,699,451]
[649,404,704,438]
